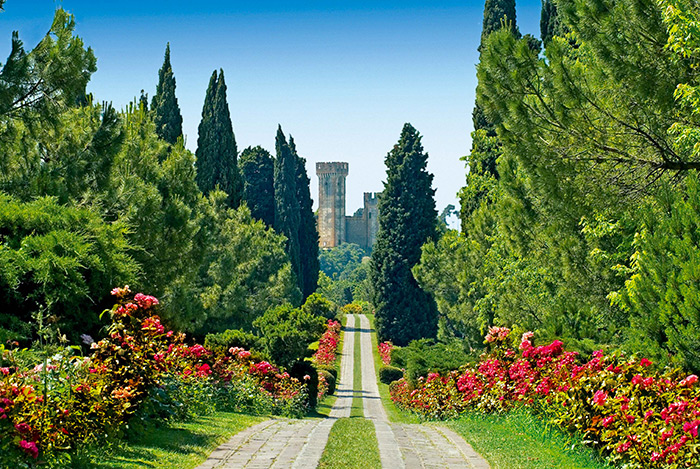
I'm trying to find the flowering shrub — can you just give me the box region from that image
[313,320,341,401]
[0,287,306,466]
[313,320,341,366]
[390,327,700,468]
[378,341,393,365]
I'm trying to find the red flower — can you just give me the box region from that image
[19,440,38,459]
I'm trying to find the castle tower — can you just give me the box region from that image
[316,162,348,248]
[364,192,380,248]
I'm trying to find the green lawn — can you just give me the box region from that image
[82,412,265,469]
[365,314,420,424]
[446,410,612,469]
[317,418,381,469]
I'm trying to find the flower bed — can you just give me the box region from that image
[0,287,306,466]
[313,319,341,400]
[390,326,700,468]
[378,341,393,365]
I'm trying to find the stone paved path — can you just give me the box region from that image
[197,314,490,468]
[357,314,490,469]
[196,316,357,469]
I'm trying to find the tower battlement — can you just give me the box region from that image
[316,162,348,176]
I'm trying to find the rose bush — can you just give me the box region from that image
[0,287,307,467]
[313,319,341,400]
[378,341,393,365]
[390,326,700,468]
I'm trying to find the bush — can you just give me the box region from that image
[390,326,700,468]
[253,305,325,369]
[289,360,318,408]
[379,366,404,385]
[319,369,336,395]
[390,339,470,387]
[204,329,262,356]
[301,293,338,320]
[340,303,363,315]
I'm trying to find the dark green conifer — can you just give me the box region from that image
[273,126,302,297]
[290,136,319,300]
[240,145,275,226]
[195,69,242,208]
[370,123,438,345]
[151,43,183,145]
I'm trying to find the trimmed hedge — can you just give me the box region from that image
[379,365,404,384]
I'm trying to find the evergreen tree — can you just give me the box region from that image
[540,0,560,44]
[239,146,275,226]
[273,126,301,297]
[151,43,183,145]
[370,123,438,345]
[290,135,320,300]
[195,69,242,208]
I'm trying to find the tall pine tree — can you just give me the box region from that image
[290,135,319,300]
[273,126,302,298]
[370,124,438,345]
[195,69,242,208]
[240,146,275,227]
[151,43,183,145]
[462,0,521,227]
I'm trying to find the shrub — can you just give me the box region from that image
[390,339,469,387]
[378,341,393,365]
[340,303,363,315]
[301,293,338,320]
[390,326,700,468]
[379,366,404,385]
[319,369,336,396]
[0,287,307,466]
[289,360,318,408]
[253,305,325,369]
[312,320,341,366]
[204,329,262,356]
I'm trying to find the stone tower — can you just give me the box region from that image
[316,162,348,248]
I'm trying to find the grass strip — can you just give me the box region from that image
[317,418,382,469]
[350,314,364,417]
[84,412,265,469]
[366,315,420,424]
[446,409,612,469]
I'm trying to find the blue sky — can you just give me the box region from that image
[0,1,542,223]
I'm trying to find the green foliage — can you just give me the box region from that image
[0,9,96,125]
[192,199,300,336]
[389,339,470,388]
[371,123,438,345]
[290,136,320,300]
[239,145,275,226]
[0,194,136,343]
[378,365,404,385]
[252,304,325,369]
[203,329,262,357]
[301,292,338,320]
[273,127,302,295]
[289,360,319,407]
[611,175,700,373]
[195,69,241,208]
[318,369,336,395]
[151,43,183,145]
[319,243,366,279]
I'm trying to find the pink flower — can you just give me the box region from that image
[19,440,38,459]
[593,390,608,406]
[683,420,700,438]
[679,375,699,387]
[303,374,311,381]
[0,367,9,375]
[601,415,615,428]
[110,285,131,298]
[15,422,31,434]
[134,293,159,310]
[640,358,652,367]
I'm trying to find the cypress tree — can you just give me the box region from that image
[240,145,275,227]
[151,43,183,145]
[370,123,438,345]
[195,69,242,208]
[273,126,302,296]
[290,135,320,300]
